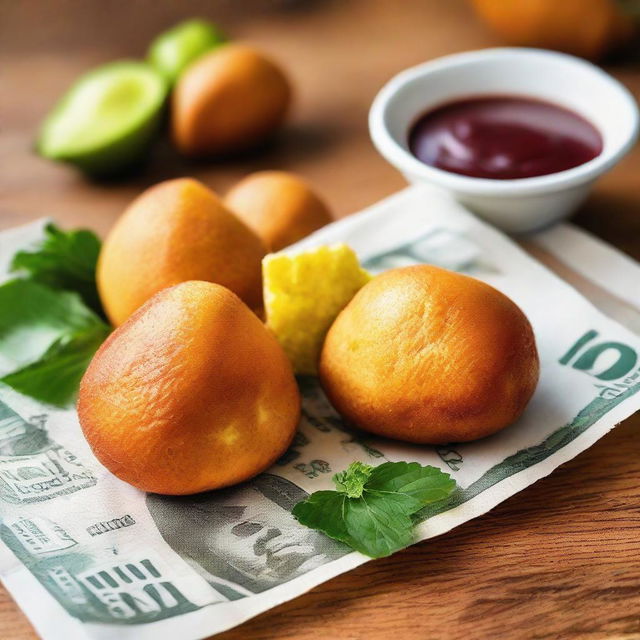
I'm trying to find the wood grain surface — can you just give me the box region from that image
[1,1,639,638]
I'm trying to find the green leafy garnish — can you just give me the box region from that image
[0,279,110,407]
[10,223,103,317]
[292,461,456,558]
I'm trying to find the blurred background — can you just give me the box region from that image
[1,0,639,256]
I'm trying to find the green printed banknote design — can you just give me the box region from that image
[0,401,203,624]
[0,212,639,636]
[0,403,96,503]
[363,227,496,276]
[1,525,201,623]
[421,378,640,519]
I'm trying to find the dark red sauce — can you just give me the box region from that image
[408,96,602,180]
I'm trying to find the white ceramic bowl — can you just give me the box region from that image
[369,48,639,233]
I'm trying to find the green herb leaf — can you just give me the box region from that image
[0,279,110,406]
[344,490,416,557]
[10,223,104,317]
[292,461,456,558]
[333,460,373,497]
[289,490,349,541]
[366,461,457,503]
[2,331,108,407]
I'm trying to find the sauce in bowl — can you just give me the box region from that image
[408,96,603,180]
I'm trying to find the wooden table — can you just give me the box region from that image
[2,1,639,638]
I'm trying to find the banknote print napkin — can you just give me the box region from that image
[0,185,638,640]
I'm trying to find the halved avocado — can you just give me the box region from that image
[38,61,168,175]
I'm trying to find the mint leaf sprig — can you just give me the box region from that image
[10,222,104,318]
[0,223,110,407]
[292,461,456,558]
[0,280,110,407]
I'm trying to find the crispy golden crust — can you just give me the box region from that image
[97,177,266,326]
[225,171,332,251]
[319,265,539,444]
[78,281,300,494]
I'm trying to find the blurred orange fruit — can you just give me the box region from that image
[172,44,291,156]
[97,177,265,326]
[225,171,333,251]
[470,0,636,60]
[320,265,539,444]
[78,281,300,495]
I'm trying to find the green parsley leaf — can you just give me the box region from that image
[10,223,104,317]
[0,279,110,407]
[292,461,456,558]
